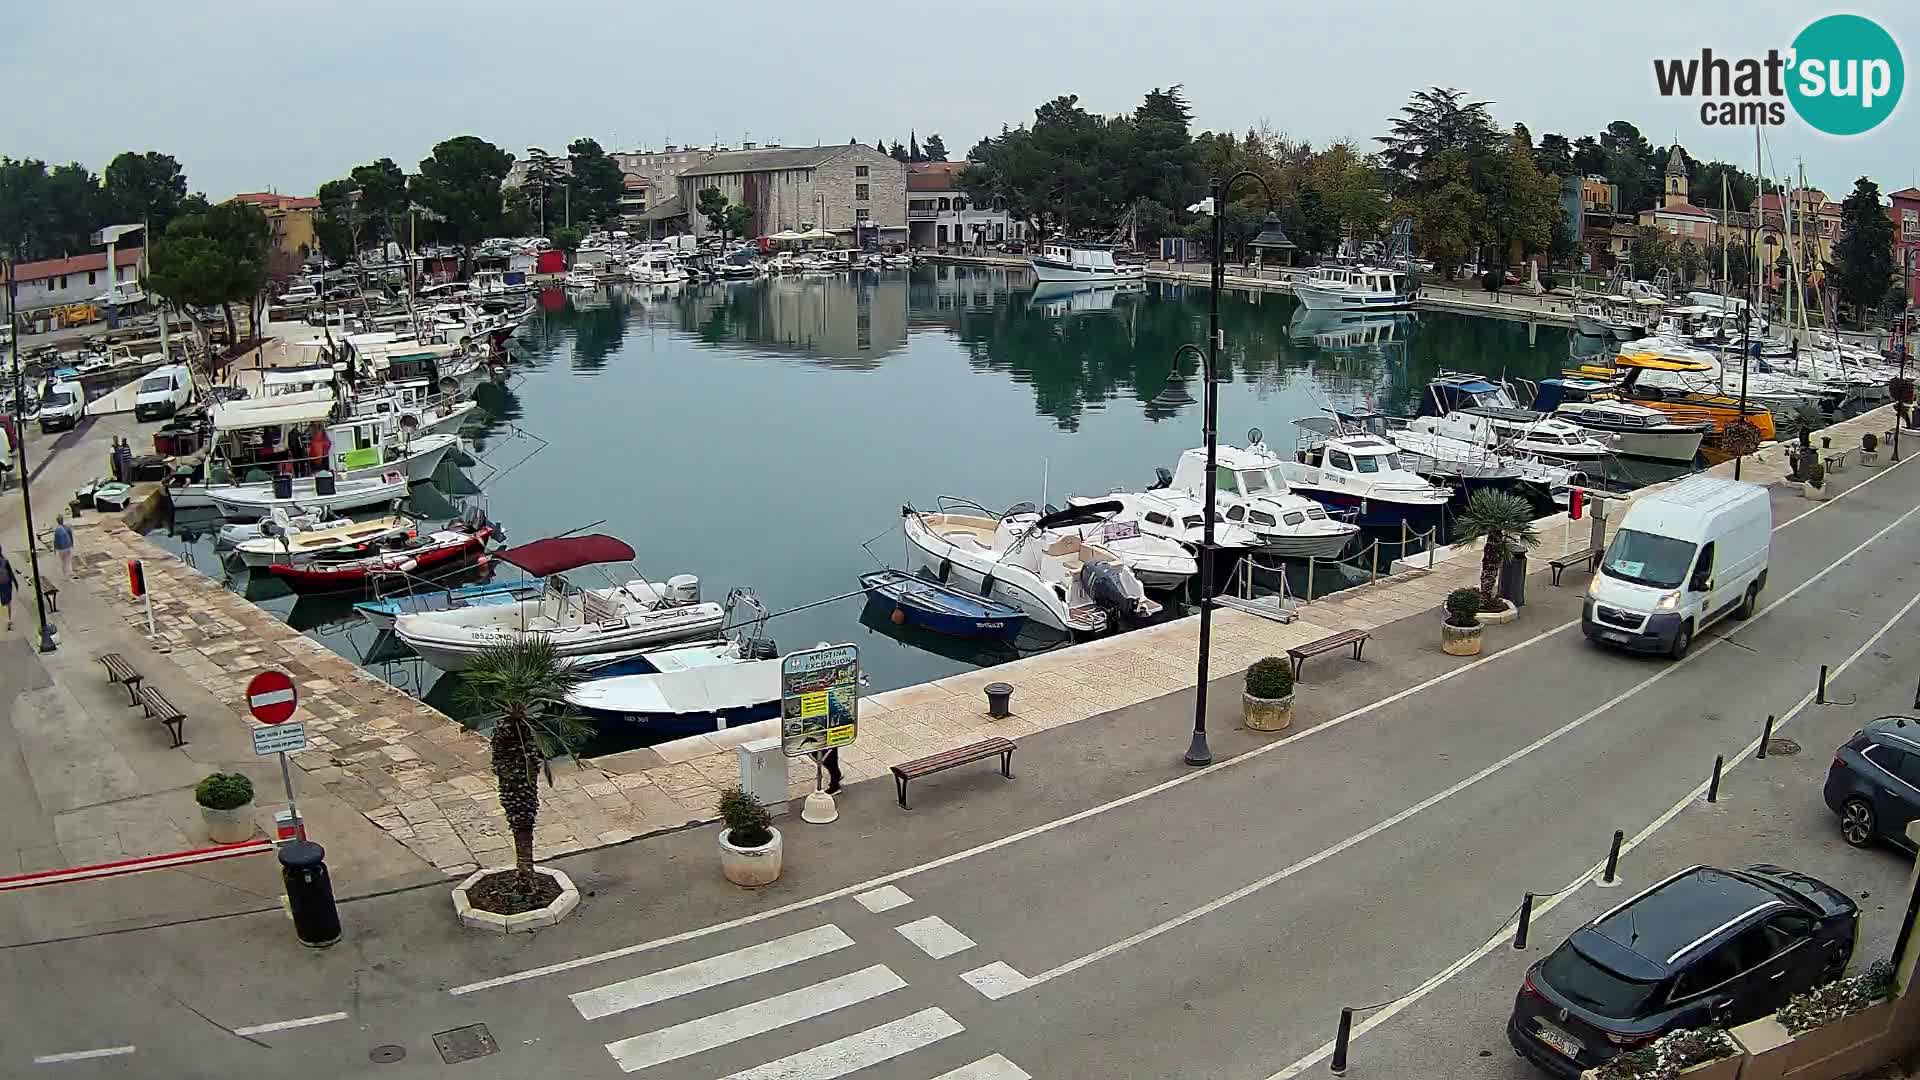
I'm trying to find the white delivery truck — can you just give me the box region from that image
[134,364,193,420]
[37,380,86,433]
[1584,475,1772,659]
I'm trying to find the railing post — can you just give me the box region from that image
[1371,543,1379,584]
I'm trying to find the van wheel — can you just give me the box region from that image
[1840,797,1877,847]
[1736,583,1760,620]
[1669,620,1694,660]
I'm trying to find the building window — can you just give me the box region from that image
[88,271,97,285]
[939,198,951,211]
[855,184,869,201]
[954,199,967,213]
[856,208,871,222]
[58,275,67,289]
[855,165,869,177]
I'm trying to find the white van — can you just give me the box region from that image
[134,364,193,420]
[1584,476,1772,658]
[37,380,86,433]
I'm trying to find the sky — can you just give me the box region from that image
[1,0,1915,202]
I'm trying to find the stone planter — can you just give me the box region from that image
[719,827,783,887]
[1441,622,1483,656]
[1859,449,1880,468]
[1580,1054,1743,1080]
[1475,598,1519,625]
[200,801,255,844]
[1730,998,1900,1080]
[1242,691,1294,732]
[1803,481,1829,501]
[452,865,580,933]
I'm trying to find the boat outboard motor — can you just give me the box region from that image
[1148,467,1173,490]
[1080,561,1148,632]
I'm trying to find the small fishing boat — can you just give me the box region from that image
[1267,425,1455,532]
[1290,264,1414,312]
[1163,445,1361,558]
[264,525,494,592]
[205,470,410,521]
[566,639,784,739]
[234,513,417,568]
[217,508,336,546]
[353,576,547,632]
[860,567,1030,641]
[1026,243,1146,284]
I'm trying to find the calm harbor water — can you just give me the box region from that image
[153,266,1663,745]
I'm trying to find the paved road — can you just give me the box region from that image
[4,457,1918,1078]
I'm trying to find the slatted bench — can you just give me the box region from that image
[99,653,144,705]
[1286,628,1370,680]
[892,737,1015,809]
[1824,451,1848,474]
[137,686,187,748]
[1549,547,1602,586]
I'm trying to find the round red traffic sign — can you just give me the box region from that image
[245,670,299,725]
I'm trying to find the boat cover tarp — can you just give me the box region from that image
[500,533,636,575]
[211,397,335,430]
[1035,500,1122,530]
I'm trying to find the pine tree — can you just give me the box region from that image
[909,130,922,163]
[1832,177,1895,326]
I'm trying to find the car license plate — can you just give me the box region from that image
[1600,630,1628,644]
[1535,1021,1582,1059]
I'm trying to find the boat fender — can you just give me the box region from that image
[891,607,907,625]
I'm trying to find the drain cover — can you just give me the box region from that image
[433,1024,499,1064]
[369,1045,406,1064]
[1764,738,1803,756]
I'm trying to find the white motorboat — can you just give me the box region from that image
[1262,426,1455,531]
[1068,489,1263,557]
[1033,503,1198,590]
[1540,397,1709,464]
[217,507,335,546]
[628,253,689,285]
[1163,446,1359,558]
[563,268,600,290]
[1290,264,1413,312]
[566,639,784,738]
[899,501,1161,635]
[1026,243,1146,285]
[207,470,410,521]
[393,533,725,672]
[233,513,417,568]
[1415,373,1614,462]
[1341,411,1579,498]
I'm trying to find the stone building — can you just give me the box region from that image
[677,144,906,246]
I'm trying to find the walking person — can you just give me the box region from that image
[0,550,15,631]
[52,516,73,578]
[821,747,843,795]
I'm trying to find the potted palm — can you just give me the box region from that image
[1451,489,1539,624]
[1242,657,1295,732]
[450,637,593,932]
[195,772,256,843]
[1802,457,1828,501]
[718,786,782,887]
[1441,588,1484,655]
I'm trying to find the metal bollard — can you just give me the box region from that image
[1707,755,1724,803]
[1601,829,1624,885]
[1759,714,1775,759]
[1514,893,1534,950]
[1818,664,1829,705]
[1330,1007,1354,1075]
[279,839,341,947]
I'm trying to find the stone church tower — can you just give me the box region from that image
[1663,145,1689,209]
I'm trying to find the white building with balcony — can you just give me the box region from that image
[907,162,1023,251]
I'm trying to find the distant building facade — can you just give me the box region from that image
[230,192,320,277]
[677,144,906,246]
[906,162,1023,251]
[0,248,145,332]
[1891,187,1920,305]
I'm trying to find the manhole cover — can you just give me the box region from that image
[433,1024,499,1064]
[369,1045,406,1064]
[1764,738,1802,757]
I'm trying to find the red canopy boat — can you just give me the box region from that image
[266,526,494,591]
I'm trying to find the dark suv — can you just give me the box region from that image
[1507,865,1857,1077]
[1823,717,1920,851]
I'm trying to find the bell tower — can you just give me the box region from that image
[1664,145,1689,208]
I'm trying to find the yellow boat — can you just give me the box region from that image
[1562,352,1774,464]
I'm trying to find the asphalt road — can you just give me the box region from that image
[4,457,1918,1079]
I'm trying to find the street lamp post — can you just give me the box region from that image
[5,254,58,653]
[1895,248,1912,464]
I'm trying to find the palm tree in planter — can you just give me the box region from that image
[1451,490,1539,622]
[455,636,594,918]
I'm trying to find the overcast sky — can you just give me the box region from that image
[1,0,1913,202]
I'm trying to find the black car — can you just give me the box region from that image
[1508,864,1857,1077]
[1823,716,1920,852]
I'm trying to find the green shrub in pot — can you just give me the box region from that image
[718,786,774,849]
[195,772,254,810]
[1245,657,1294,700]
[1444,588,1482,627]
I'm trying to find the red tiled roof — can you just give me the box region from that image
[907,161,968,192]
[230,192,320,211]
[0,247,143,284]
[1887,187,1920,201]
[1649,202,1714,219]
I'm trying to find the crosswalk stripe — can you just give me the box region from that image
[718,1007,962,1080]
[605,964,906,1073]
[932,1055,1034,1080]
[894,915,976,959]
[572,925,854,1020]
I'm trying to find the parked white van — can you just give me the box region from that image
[37,380,86,433]
[134,364,193,420]
[1584,476,1772,658]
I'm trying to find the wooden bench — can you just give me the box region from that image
[1823,451,1848,474]
[892,737,1015,809]
[99,652,144,706]
[1286,629,1370,680]
[137,686,187,748]
[1548,547,1601,586]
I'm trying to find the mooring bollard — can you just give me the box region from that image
[1818,664,1829,705]
[1514,892,1534,950]
[984,682,1014,719]
[1759,714,1776,758]
[1330,1007,1354,1075]
[1707,754,1724,803]
[1601,829,1624,885]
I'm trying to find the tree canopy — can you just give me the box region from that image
[145,201,271,341]
[1830,177,1895,326]
[566,138,626,227]
[410,136,514,251]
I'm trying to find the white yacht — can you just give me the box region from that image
[1032,505,1198,590]
[1026,243,1146,285]
[1290,264,1413,312]
[1541,397,1709,464]
[1262,426,1454,531]
[627,253,688,286]
[1068,489,1263,557]
[1413,374,1614,462]
[1165,445,1359,558]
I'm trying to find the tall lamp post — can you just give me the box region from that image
[1153,171,1278,767]
[5,252,58,653]
[1895,247,1912,464]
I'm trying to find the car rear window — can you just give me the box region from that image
[1542,942,1662,1019]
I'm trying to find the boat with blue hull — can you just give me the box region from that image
[1264,423,1455,533]
[353,577,548,632]
[860,568,1030,641]
[566,639,783,739]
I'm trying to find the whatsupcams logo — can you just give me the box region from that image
[1652,13,1903,135]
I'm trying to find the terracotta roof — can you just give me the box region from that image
[0,247,143,284]
[230,192,319,211]
[907,162,968,192]
[1888,187,1920,201]
[1648,202,1714,219]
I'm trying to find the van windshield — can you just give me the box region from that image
[140,376,173,393]
[1601,528,1695,589]
[42,391,74,408]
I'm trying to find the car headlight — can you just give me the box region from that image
[1656,590,1681,610]
[1588,575,1603,597]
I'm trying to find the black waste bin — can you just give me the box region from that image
[1499,550,1527,608]
[273,473,294,500]
[279,840,341,947]
[314,471,336,496]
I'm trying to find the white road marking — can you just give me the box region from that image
[960,961,1034,1000]
[32,1047,136,1064]
[854,885,913,913]
[231,1011,348,1036]
[718,1007,963,1080]
[932,1053,1035,1080]
[895,915,976,959]
[447,458,1912,998]
[604,964,905,1073]
[571,925,854,1020]
[1263,578,1920,1080]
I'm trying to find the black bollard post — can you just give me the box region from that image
[1514,893,1534,950]
[279,840,342,947]
[1601,829,1624,885]
[1818,664,1829,705]
[1707,755,1724,803]
[1912,677,1918,711]
[1330,1008,1354,1075]
[1759,715,1775,759]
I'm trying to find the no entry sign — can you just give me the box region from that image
[246,670,299,725]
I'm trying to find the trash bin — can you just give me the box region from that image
[1499,551,1527,608]
[278,839,341,947]
[314,471,336,496]
[273,473,294,500]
